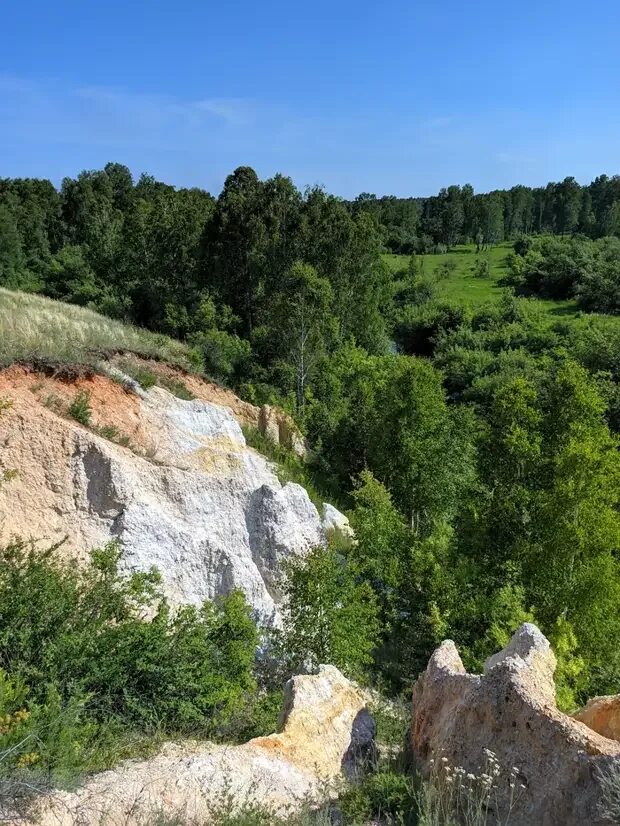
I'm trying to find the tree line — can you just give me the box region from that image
[0,163,391,405]
[349,174,620,253]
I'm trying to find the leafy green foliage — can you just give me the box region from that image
[0,399,17,488]
[338,769,418,825]
[280,545,380,680]
[115,359,158,389]
[307,346,476,537]
[96,424,132,447]
[242,425,342,512]
[4,162,620,758]
[0,542,262,780]
[156,375,195,400]
[506,233,620,313]
[68,390,92,426]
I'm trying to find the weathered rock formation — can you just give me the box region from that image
[111,356,307,457]
[28,665,375,825]
[411,624,620,826]
[574,694,620,742]
[0,366,338,621]
[321,502,355,544]
[258,403,306,458]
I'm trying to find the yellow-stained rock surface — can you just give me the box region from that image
[27,665,374,825]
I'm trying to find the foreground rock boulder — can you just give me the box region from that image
[0,366,328,622]
[29,665,374,826]
[411,624,620,826]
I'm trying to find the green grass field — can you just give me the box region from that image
[385,242,578,319]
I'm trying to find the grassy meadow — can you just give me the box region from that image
[385,242,578,319]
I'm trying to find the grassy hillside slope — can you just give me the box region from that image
[0,288,194,370]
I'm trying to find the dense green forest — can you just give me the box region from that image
[2,162,620,754]
[349,174,620,253]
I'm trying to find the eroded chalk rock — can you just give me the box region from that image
[259,404,306,458]
[0,371,324,621]
[411,624,620,826]
[321,502,355,545]
[574,694,620,742]
[29,665,374,826]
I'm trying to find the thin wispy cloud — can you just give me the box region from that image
[0,76,289,154]
[496,150,537,166]
[194,98,256,126]
[1,75,368,191]
[76,86,258,127]
[3,74,616,197]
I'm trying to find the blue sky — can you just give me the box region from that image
[2,0,620,197]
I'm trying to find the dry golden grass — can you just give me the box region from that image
[0,289,194,370]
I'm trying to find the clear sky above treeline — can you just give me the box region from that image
[2,0,620,198]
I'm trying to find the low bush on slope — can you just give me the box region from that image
[0,540,262,785]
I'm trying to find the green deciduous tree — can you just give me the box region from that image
[280,545,380,680]
[269,261,336,411]
[0,204,28,289]
[0,542,259,733]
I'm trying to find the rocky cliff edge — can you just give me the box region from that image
[0,363,347,622]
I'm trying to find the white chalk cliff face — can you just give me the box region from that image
[0,368,329,621]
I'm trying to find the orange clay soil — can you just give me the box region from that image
[0,359,264,457]
[0,365,152,450]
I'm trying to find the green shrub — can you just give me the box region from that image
[157,375,195,400]
[0,541,263,781]
[68,390,92,426]
[190,328,252,383]
[0,399,17,488]
[96,424,132,448]
[473,258,491,279]
[279,544,380,681]
[114,359,195,399]
[115,359,158,389]
[242,425,342,512]
[338,768,418,825]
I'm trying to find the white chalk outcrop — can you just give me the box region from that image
[321,502,355,544]
[410,623,620,826]
[29,665,375,826]
[0,369,325,621]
